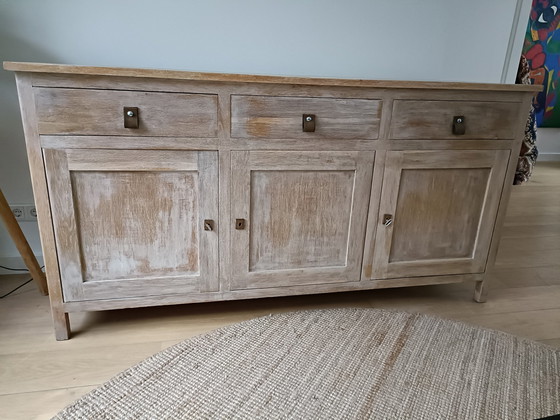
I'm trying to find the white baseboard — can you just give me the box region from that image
[0,255,44,276]
[539,153,560,162]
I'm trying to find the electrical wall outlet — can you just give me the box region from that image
[25,205,37,220]
[9,204,37,221]
[10,205,25,220]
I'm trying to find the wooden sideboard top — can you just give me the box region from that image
[3,61,542,93]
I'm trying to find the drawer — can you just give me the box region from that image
[231,95,381,139]
[389,100,519,140]
[35,88,218,137]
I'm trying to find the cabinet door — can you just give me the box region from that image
[43,149,218,301]
[367,150,509,279]
[231,151,374,290]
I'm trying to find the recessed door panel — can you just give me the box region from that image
[231,151,374,290]
[44,149,219,301]
[249,169,354,271]
[368,150,509,279]
[389,167,490,262]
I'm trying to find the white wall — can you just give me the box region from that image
[0,0,523,82]
[538,129,560,160]
[0,0,545,269]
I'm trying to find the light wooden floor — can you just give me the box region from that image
[1,162,559,420]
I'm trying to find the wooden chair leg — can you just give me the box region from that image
[0,189,48,295]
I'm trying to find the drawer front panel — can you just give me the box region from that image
[231,95,381,139]
[35,88,218,137]
[390,100,518,140]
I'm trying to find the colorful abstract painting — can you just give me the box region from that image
[523,0,560,127]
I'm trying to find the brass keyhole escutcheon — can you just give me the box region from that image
[235,219,246,230]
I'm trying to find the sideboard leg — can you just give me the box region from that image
[52,309,71,340]
[473,280,488,303]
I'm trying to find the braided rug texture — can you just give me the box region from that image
[54,308,560,419]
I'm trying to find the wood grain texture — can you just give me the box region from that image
[40,135,219,151]
[57,273,480,313]
[231,151,374,290]
[0,386,97,420]
[231,95,381,139]
[5,63,538,340]
[43,148,219,301]
[25,73,533,103]
[216,89,232,291]
[389,100,519,140]
[14,74,70,339]
[371,150,509,279]
[248,170,354,270]
[197,151,220,293]
[475,93,536,301]
[1,163,557,420]
[43,149,84,302]
[34,87,218,137]
[361,151,386,280]
[65,149,199,171]
[390,168,491,261]
[72,171,200,281]
[4,61,542,92]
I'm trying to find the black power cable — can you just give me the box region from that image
[0,265,45,298]
[1,278,33,298]
[0,265,30,271]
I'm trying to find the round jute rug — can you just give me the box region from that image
[54,308,559,419]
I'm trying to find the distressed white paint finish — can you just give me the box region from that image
[35,88,218,137]
[66,149,199,172]
[389,100,519,140]
[369,150,509,279]
[43,148,219,301]
[231,151,374,290]
[389,168,491,262]
[42,149,84,301]
[71,171,200,280]
[249,170,355,271]
[7,63,537,339]
[231,95,381,139]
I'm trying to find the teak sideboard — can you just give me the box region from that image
[4,62,540,340]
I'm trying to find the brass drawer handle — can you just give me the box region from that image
[204,219,214,231]
[124,107,139,129]
[452,116,465,135]
[302,114,316,132]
